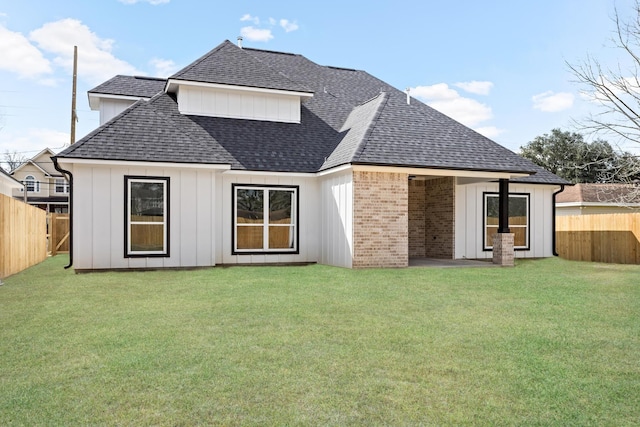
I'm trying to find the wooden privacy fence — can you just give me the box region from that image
[49,213,70,255]
[0,193,47,279]
[556,213,640,264]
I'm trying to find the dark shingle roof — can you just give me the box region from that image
[59,40,568,185]
[169,40,312,93]
[88,75,166,98]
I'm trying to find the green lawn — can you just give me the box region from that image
[1,257,639,426]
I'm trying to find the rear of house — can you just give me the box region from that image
[55,40,567,271]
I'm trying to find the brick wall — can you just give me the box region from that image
[424,177,455,258]
[408,180,426,257]
[352,171,408,268]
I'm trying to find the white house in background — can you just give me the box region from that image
[1,167,23,197]
[11,148,69,213]
[54,40,568,271]
[556,183,640,215]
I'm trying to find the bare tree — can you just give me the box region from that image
[567,1,640,204]
[2,150,26,173]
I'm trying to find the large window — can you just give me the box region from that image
[233,184,298,254]
[125,176,170,257]
[483,192,530,250]
[24,175,39,192]
[54,178,69,194]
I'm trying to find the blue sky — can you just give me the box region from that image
[0,0,636,167]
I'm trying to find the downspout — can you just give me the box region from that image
[552,185,566,256]
[52,157,73,269]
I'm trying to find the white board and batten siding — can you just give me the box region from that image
[99,99,137,125]
[218,174,320,265]
[319,171,354,268]
[177,86,301,123]
[455,180,558,259]
[71,163,219,270]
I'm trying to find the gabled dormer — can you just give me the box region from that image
[88,75,166,125]
[165,40,314,124]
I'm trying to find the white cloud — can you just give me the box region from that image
[0,24,52,79]
[474,126,505,138]
[29,18,142,84]
[410,83,493,127]
[118,0,170,5]
[532,91,574,112]
[280,19,299,32]
[240,14,260,25]
[454,80,493,95]
[0,128,69,161]
[269,17,277,26]
[240,26,273,42]
[149,58,178,77]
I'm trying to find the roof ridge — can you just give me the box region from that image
[351,92,389,161]
[168,40,232,79]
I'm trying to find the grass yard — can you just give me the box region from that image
[1,257,639,426]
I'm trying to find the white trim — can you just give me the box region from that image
[233,185,298,253]
[126,177,168,256]
[88,93,150,110]
[351,164,529,179]
[57,158,232,170]
[556,202,640,208]
[483,193,530,250]
[166,79,314,98]
[223,169,315,178]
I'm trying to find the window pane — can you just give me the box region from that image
[486,225,498,247]
[269,226,294,249]
[509,196,527,217]
[269,190,293,224]
[237,189,264,224]
[486,196,499,225]
[130,224,164,252]
[131,182,164,222]
[512,226,527,247]
[237,226,263,249]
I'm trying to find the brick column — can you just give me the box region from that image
[353,171,408,268]
[492,233,515,266]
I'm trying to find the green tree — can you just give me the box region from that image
[520,129,625,183]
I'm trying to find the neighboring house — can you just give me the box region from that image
[11,148,69,213]
[556,183,640,215]
[1,167,23,197]
[54,40,568,271]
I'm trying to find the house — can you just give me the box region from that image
[53,40,568,271]
[556,183,640,215]
[11,148,69,213]
[1,167,23,197]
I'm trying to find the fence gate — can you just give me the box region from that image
[48,213,70,256]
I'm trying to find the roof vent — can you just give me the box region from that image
[237,36,243,48]
[405,87,411,105]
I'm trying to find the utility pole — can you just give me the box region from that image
[70,46,78,145]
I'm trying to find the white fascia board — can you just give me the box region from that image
[56,158,232,171]
[557,201,640,208]
[350,165,528,179]
[87,93,150,110]
[222,169,316,178]
[165,79,314,99]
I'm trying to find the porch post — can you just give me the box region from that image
[493,179,515,266]
[498,178,510,233]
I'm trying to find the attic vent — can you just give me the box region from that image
[237,36,243,48]
[405,87,410,105]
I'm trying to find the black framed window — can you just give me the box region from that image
[124,176,170,257]
[233,184,298,254]
[483,192,530,250]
